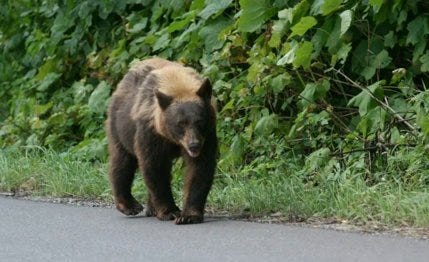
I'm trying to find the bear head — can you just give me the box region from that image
[155,79,213,158]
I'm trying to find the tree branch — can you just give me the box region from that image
[332,69,417,133]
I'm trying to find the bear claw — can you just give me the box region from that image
[156,209,181,221]
[175,215,203,225]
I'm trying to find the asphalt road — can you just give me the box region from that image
[1,197,428,262]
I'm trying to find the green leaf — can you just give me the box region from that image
[321,0,342,16]
[384,31,396,48]
[238,0,276,32]
[299,79,330,107]
[359,49,392,80]
[227,135,246,164]
[34,102,53,115]
[247,62,265,83]
[277,41,298,66]
[419,52,429,72]
[348,81,384,116]
[356,107,386,136]
[374,49,392,69]
[152,33,170,51]
[417,108,429,136]
[72,81,94,104]
[361,66,376,80]
[310,0,323,15]
[50,12,74,43]
[325,17,341,53]
[254,114,279,135]
[412,40,427,63]
[167,14,194,33]
[339,10,352,36]
[270,74,290,94]
[199,0,232,20]
[268,19,287,48]
[37,73,61,91]
[293,41,313,69]
[36,59,58,81]
[128,18,148,34]
[406,16,429,45]
[278,8,293,23]
[335,42,352,65]
[311,17,334,57]
[88,81,111,115]
[290,16,317,37]
[304,148,331,172]
[369,0,383,12]
[292,0,310,23]
[198,17,232,52]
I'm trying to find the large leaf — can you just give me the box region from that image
[348,81,385,116]
[293,41,313,69]
[361,49,392,80]
[167,13,194,33]
[88,81,111,115]
[406,16,429,45]
[268,19,287,48]
[290,16,317,37]
[356,106,387,137]
[254,114,279,135]
[199,17,232,52]
[277,41,299,66]
[238,0,276,32]
[304,147,332,172]
[37,73,61,91]
[369,0,383,12]
[199,0,232,20]
[321,0,342,16]
[299,79,330,107]
[417,108,429,137]
[339,10,352,36]
[420,52,429,72]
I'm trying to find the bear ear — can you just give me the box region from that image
[197,78,212,101]
[155,90,173,110]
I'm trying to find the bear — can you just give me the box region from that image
[106,57,217,225]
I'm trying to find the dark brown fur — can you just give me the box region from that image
[106,58,217,224]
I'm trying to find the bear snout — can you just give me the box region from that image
[188,142,201,152]
[186,142,201,158]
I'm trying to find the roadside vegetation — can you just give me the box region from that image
[1,1,428,227]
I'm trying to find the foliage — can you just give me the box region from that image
[1,0,429,190]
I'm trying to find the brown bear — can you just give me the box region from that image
[106,57,217,224]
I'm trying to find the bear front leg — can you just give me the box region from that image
[137,154,181,221]
[108,142,143,216]
[176,153,215,225]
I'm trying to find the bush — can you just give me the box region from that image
[1,0,428,179]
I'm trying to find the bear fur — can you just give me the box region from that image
[106,57,217,224]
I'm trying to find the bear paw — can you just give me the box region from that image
[175,214,204,225]
[116,198,143,216]
[156,208,181,221]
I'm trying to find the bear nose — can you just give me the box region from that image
[188,143,201,153]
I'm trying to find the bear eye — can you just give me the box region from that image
[195,120,204,127]
[178,120,187,127]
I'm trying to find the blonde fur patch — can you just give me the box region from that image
[129,57,176,74]
[153,65,203,102]
[128,57,215,138]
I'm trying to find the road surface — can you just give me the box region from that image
[1,197,428,261]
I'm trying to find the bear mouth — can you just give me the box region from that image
[186,147,201,158]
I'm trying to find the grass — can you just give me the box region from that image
[1,147,428,227]
[0,148,110,199]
